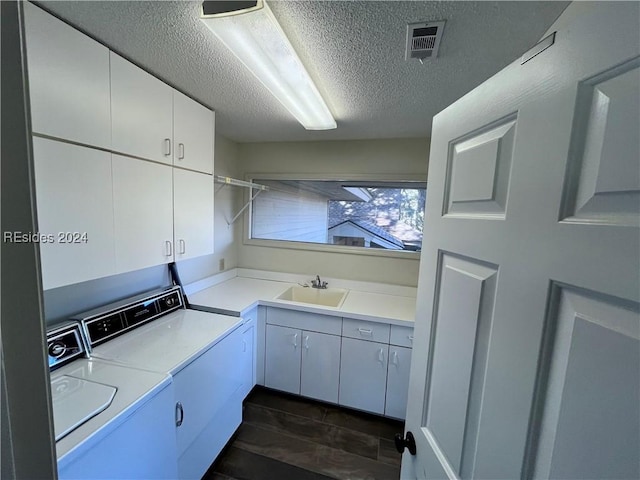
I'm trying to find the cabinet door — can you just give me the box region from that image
[339,338,388,415]
[173,326,244,459]
[265,325,301,394]
[24,3,111,149]
[173,169,214,261]
[239,321,255,400]
[112,155,173,273]
[33,138,115,289]
[300,331,341,403]
[110,52,173,164]
[384,346,412,419]
[173,91,214,174]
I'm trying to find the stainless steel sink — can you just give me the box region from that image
[276,286,348,308]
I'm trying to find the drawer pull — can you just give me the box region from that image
[175,402,184,427]
[358,328,373,336]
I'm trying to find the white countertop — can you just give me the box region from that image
[187,273,416,327]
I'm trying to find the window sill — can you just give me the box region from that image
[243,237,421,260]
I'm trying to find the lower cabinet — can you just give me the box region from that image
[339,337,389,415]
[385,346,412,419]
[265,324,341,403]
[263,307,413,419]
[173,325,244,480]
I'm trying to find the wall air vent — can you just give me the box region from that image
[406,21,446,62]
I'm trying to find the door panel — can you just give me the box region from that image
[173,91,214,174]
[403,3,640,479]
[33,138,115,289]
[339,338,388,414]
[264,325,301,394]
[561,58,640,226]
[385,346,412,419]
[300,331,341,403]
[532,286,639,480]
[112,155,173,273]
[425,255,497,475]
[173,169,214,261]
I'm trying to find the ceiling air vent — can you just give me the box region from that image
[405,21,446,62]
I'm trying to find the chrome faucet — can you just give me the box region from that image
[311,275,328,289]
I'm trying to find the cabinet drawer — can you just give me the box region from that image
[266,308,341,335]
[390,325,414,348]
[342,318,390,344]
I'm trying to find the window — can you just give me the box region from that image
[249,179,426,254]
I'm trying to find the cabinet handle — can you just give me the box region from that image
[175,402,184,427]
[164,138,171,156]
[179,239,186,254]
[358,328,373,336]
[391,350,399,366]
[165,240,173,257]
[178,143,185,160]
[408,335,414,342]
[378,348,385,364]
[303,335,309,350]
[242,340,247,353]
[292,333,298,349]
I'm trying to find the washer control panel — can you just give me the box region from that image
[80,286,184,348]
[47,323,86,370]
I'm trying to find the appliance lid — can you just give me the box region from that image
[51,375,117,441]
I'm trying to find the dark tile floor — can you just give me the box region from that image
[204,387,404,480]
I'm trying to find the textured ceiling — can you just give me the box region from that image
[34,1,568,143]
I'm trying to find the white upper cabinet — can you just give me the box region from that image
[173,169,214,261]
[33,138,116,289]
[24,2,111,149]
[110,52,174,165]
[112,155,174,273]
[173,91,214,174]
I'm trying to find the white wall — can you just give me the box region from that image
[238,138,429,286]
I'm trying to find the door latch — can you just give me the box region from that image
[394,431,417,455]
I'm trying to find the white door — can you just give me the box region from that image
[403,3,639,479]
[173,169,215,261]
[339,338,388,414]
[173,91,215,174]
[110,52,173,164]
[33,138,116,289]
[300,331,341,403]
[264,324,301,394]
[24,2,111,150]
[385,345,411,420]
[112,155,174,273]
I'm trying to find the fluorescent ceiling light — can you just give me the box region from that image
[200,0,337,130]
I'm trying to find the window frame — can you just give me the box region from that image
[243,173,426,259]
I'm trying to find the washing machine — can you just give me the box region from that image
[46,321,178,479]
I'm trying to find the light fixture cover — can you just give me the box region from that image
[200,0,337,130]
